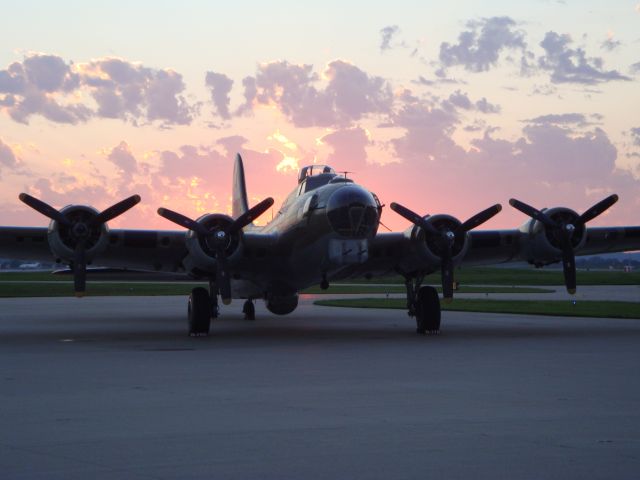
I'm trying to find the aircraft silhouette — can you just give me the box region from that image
[2,154,638,335]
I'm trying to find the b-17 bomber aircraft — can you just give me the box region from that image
[1,154,639,336]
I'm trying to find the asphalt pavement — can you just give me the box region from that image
[0,295,639,479]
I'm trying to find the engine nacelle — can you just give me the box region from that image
[408,214,470,265]
[46,205,109,262]
[183,213,242,272]
[265,293,299,315]
[519,207,586,265]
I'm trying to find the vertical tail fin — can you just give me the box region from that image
[232,153,249,219]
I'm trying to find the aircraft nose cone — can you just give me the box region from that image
[326,185,379,238]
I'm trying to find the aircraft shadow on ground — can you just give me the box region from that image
[1,313,638,347]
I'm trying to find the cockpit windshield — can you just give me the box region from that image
[297,165,336,184]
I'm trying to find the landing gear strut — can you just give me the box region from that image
[404,275,441,335]
[320,273,329,290]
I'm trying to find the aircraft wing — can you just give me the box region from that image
[0,226,188,273]
[337,225,640,280]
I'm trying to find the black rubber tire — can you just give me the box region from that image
[416,286,441,334]
[243,300,255,321]
[188,287,211,336]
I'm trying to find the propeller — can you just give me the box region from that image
[390,202,502,300]
[509,194,618,294]
[19,193,141,296]
[157,197,274,304]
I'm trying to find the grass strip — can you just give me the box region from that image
[0,282,206,297]
[336,267,640,286]
[302,285,553,294]
[1,267,638,286]
[314,298,640,319]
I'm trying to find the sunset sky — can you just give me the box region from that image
[1,0,639,232]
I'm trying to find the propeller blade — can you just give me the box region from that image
[73,239,87,297]
[579,194,619,224]
[389,202,438,236]
[457,204,502,234]
[19,193,71,226]
[215,244,232,305]
[558,234,577,294]
[92,195,141,226]
[509,198,557,229]
[227,197,274,234]
[157,208,209,236]
[440,243,454,301]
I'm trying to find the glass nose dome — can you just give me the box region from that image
[326,186,379,238]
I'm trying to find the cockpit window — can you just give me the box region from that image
[300,174,335,194]
[298,165,336,183]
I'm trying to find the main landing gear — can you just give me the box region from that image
[187,281,220,336]
[188,287,212,336]
[187,281,259,336]
[404,275,441,335]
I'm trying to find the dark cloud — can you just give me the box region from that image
[107,141,138,180]
[246,60,392,128]
[216,135,248,157]
[8,92,93,124]
[325,60,393,122]
[515,123,617,182]
[631,127,640,146]
[158,145,227,187]
[413,74,464,86]
[463,119,487,132]
[388,95,463,163]
[447,90,473,109]
[630,62,640,74]
[531,83,558,96]
[0,54,91,124]
[320,127,371,169]
[84,58,194,126]
[444,90,500,114]
[0,54,196,126]
[525,113,589,126]
[205,71,233,120]
[23,54,80,93]
[379,25,400,52]
[363,109,638,228]
[600,37,621,52]
[0,138,18,169]
[475,97,500,114]
[538,32,631,84]
[439,17,528,72]
[236,76,257,116]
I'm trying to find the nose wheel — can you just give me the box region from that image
[243,300,256,321]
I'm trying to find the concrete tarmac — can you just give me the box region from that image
[1,295,639,479]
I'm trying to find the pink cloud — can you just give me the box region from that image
[240,60,392,128]
[0,54,196,126]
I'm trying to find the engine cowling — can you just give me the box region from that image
[183,213,242,272]
[409,214,470,265]
[46,205,109,262]
[521,207,586,265]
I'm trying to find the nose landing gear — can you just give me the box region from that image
[243,299,256,321]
